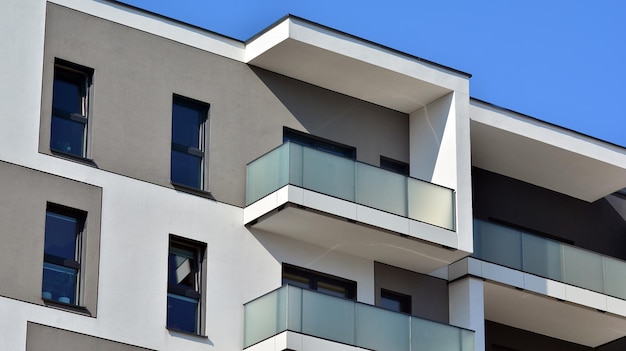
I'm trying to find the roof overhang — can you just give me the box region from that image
[245,16,470,114]
[470,100,626,202]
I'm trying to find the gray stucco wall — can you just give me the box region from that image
[472,167,626,260]
[26,322,154,351]
[373,262,448,323]
[0,160,101,315]
[40,3,409,208]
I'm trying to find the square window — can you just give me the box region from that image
[167,237,205,334]
[42,206,85,306]
[171,96,209,190]
[50,60,92,158]
[380,289,411,314]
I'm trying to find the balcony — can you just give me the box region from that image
[243,285,474,351]
[246,142,455,230]
[244,142,466,273]
[458,219,626,347]
[473,219,626,300]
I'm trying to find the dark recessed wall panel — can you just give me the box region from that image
[472,167,626,260]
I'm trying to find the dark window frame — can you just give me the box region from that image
[282,264,357,300]
[170,95,210,192]
[283,127,356,159]
[42,204,86,307]
[50,59,93,159]
[380,156,410,176]
[167,235,206,335]
[380,288,412,314]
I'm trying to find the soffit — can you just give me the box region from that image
[484,282,626,347]
[245,17,469,114]
[471,101,626,202]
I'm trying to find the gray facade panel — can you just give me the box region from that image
[26,322,154,351]
[472,167,626,261]
[0,160,101,315]
[373,262,448,323]
[40,4,409,208]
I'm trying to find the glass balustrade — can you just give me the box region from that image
[473,219,626,300]
[243,285,474,351]
[246,142,456,231]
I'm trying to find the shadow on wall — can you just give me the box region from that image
[249,66,410,167]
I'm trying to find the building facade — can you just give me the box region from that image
[1,1,626,350]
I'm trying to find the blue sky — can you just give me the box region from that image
[120,0,626,147]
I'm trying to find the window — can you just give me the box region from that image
[282,264,356,299]
[42,205,85,305]
[380,289,411,314]
[171,96,209,190]
[380,156,409,176]
[283,127,356,159]
[50,60,92,158]
[167,237,205,334]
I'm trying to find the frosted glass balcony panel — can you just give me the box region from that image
[461,329,476,351]
[411,317,464,351]
[604,257,626,300]
[288,143,304,187]
[243,285,473,350]
[474,219,626,300]
[408,177,454,230]
[355,304,410,351]
[301,289,355,345]
[356,163,407,217]
[243,286,287,348]
[562,246,604,293]
[302,147,355,202]
[246,143,290,204]
[246,142,456,230]
[474,220,522,270]
[523,234,562,281]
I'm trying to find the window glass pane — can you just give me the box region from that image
[380,290,411,314]
[44,211,78,260]
[171,150,202,188]
[51,115,85,157]
[168,246,197,290]
[53,75,83,114]
[317,281,349,298]
[282,272,311,289]
[172,102,203,148]
[42,262,77,304]
[167,293,199,333]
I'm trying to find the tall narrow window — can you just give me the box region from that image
[167,237,205,334]
[42,205,85,305]
[171,96,209,190]
[51,60,92,158]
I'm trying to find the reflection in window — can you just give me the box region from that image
[171,96,209,190]
[380,289,411,314]
[42,206,84,305]
[167,237,205,334]
[50,60,92,158]
[282,264,356,299]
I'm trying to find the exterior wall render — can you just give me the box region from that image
[39,3,409,209]
[0,160,102,315]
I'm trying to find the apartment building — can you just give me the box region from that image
[1,1,626,350]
